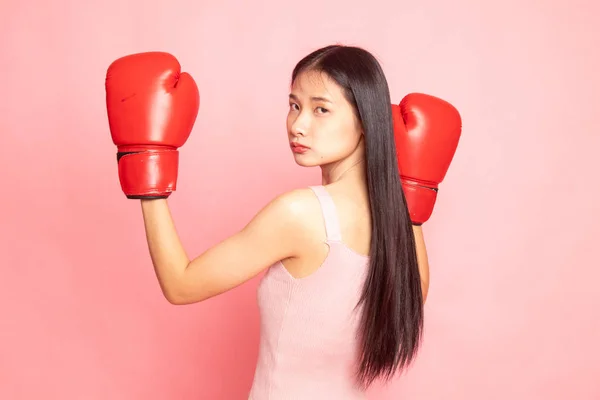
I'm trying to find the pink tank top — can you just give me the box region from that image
[248,185,370,399]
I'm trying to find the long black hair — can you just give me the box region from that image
[291,45,423,389]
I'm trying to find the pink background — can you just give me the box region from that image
[1,0,599,398]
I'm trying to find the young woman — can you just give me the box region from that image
[106,44,438,399]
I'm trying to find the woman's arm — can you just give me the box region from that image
[140,190,310,305]
[412,225,430,303]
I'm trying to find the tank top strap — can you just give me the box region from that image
[309,185,342,242]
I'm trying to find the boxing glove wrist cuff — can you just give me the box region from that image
[117,149,180,199]
[401,178,438,225]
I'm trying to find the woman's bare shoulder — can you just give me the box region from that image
[266,186,324,241]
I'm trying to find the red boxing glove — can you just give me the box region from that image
[392,93,462,225]
[105,52,200,199]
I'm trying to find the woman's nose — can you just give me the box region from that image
[290,114,308,137]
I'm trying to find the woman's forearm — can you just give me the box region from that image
[140,199,190,302]
[412,225,430,302]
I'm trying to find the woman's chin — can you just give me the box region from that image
[292,155,319,167]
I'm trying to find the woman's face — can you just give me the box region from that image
[287,70,363,168]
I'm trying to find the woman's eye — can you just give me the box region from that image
[316,107,329,114]
[289,103,299,111]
